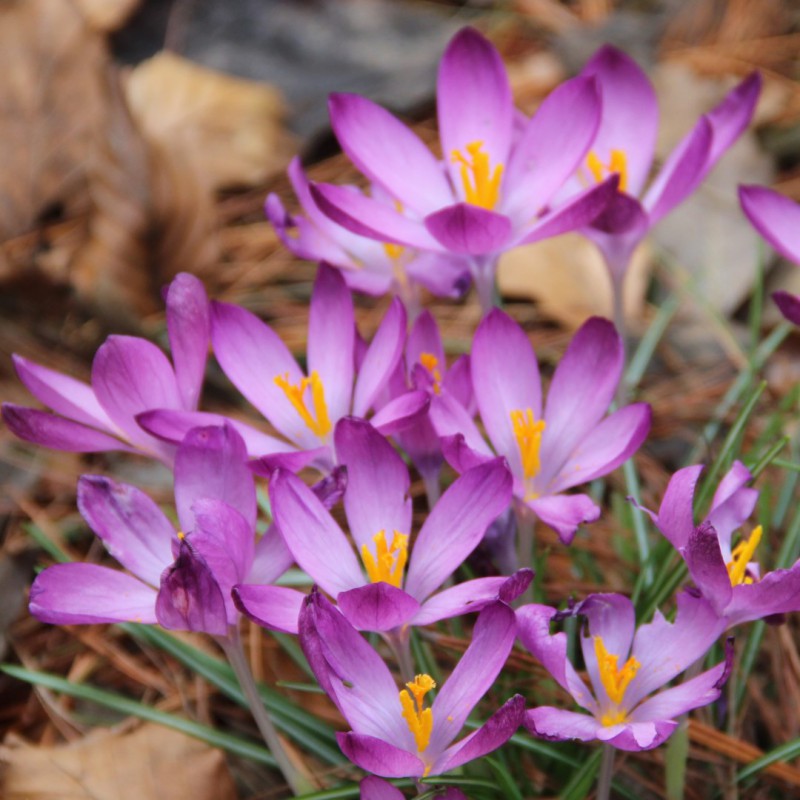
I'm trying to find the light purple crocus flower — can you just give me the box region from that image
[3,273,210,465]
[430,310,651,544]
[569,46,760,288]
[236,416,526,637]
[300,591,524,778]
[29,425,298,638]
[139,264,428,475]
[267,157,470,312]
[519,592,729,751]
[311,27,617,311]
[739,184,800,325]
[643,461,800,628]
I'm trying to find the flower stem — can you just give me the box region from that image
[422,470,441,511]
[221,630,314,796]
[472,255,501,314]
[596,743,616,800]
[385,627,416,685]
[515,505,536,604]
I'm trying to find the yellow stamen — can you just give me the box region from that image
[361,530,408,588]
[177,531,186,541]
[382,242,406,261]
[510,409,546,488]
[450,141,504,210]
[399,673,436,753]
[585,148,628,193]
[420,352,443,395]
[726,525,762,586]
[594,636,640,712]
[274,370,332,438]
[600,708,628,727]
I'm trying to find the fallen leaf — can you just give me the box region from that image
[1,723,237,800]
[74,0,141,32]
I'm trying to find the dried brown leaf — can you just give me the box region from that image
[73,0,141,32]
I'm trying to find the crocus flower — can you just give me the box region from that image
[311,27,617,311]
[3,273,210,465]
[359,776,466,800]
[739,184,800,325]
[29,425,299,637]
[267,157,470,311]
[430,310,651,544]
[300,591,524,778]
[139,264,428,475]
[519,592,729,751]
[569,46,760,285]
[642,461,800,628]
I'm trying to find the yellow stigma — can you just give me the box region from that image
[361,530,408,588]
[420,352,443,395]
[274,370,332,439]
[594,636,640,717]
[510,409,546,491]
[585,148,628,193]
[177,531,186,541]
[399,673,436,753]
[382,242,406,261]
[451,141,503,210]
[727,525,762,586]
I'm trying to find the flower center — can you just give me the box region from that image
[585,148,628,193]
[510,409,545,498]
[361,530,408,588]
[594,635,640,725]
[450,141,503,210]
[273,370,332,438]
[399,673,436,753]
[726,525,762,586]
[382,242,406,261]
[419,352,442,395]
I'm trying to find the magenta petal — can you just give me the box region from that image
[329,93,451,215]
[78,475,175,586]
[30,564,157,625]
[338,583,421,632]
[705,73,761,166]
[12,355,114,430]
[359,776,405,800]
[408,309,445,368]
[773,289,800,329]
[405,459,512,602]
[438,28,513,197]
[249,446,330,478]
[524,707,600,743]
[233,584,304,634]
[683,523,734,614]
[335,417,411,550]
[651,464,704,550]
[370,390,430,436]
[528,494,600,545]
[439,433,495,476]
[429,393,493,462]
[338,733,423,778]
[424,203,512,256]
[726,565,800,627]
[165,273,210,411]
[740,185,800,265]
[412,576,509,626]
[174,424,256,532]
[249,523,295,585]
[599,720,676,751]
[2,404,132,453]
[435,694,524,773]
[308,265,355,422]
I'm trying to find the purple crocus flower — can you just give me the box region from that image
[430,310,651,544]
[570,46,760,286]
[739,184,800,325]
[359,776,466,800]
[3,273,210,465]
[643,461,800,628]
[267,157,470,311]
[139,264,428,475]
[519,592,729,751]
[300,591,524,778]
[29,425,299,638]
[310,27,617,311]
[236,417,526,636]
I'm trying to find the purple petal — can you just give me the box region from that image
[429,395,493,463]
[654,464,705,550]
[329,93,452,215]
[2,404,133,454]
[156,540,229,635]
[709,460,753,515]
[725,565,800,627]
[77,475,175,586]
[249,446,331,478]
[338,583,421,632]
[308,265,355,422]
[405,459,512,601]
[29,564,157,625]
[437,28,513,199]
[739,184,800,265]
[527,494,600,545]
[370,390,430,436]
[359,776,405,800]
[424,204,512,256]
[439,433,496,475]
[407,310,445,370]
[599,720,676,751]
[249,523,295,585]
[334,417,411,550]
[174,424,256,532]
[233,584,305,634]
[523,707,600,743]
[165,273,210,411]
[270,470,364,596]
[683,523,733,616]
[412,576,512,626]
[773,290,800,325]
[338,733,424,778]
[406,251,472,299]
[705,73,761,166]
